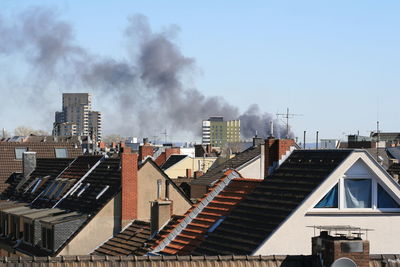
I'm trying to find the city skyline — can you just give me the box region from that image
[1,1,399,143]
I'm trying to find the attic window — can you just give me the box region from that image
[313,178,400,211]
[96,185,110,200]
[15,148,27,160]
[314,184,338,208]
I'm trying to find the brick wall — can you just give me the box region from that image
[121,150,138,227]
[139,145,154,161]
[165,148,180,161]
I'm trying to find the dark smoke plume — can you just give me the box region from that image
[0,8,291,139]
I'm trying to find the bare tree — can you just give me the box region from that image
[14,126,49,136]
[102,134,125,144]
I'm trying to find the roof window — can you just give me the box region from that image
[77,183,90,197]
[30,178,43,194]
[96,185,110,200]
[15,148,27,160]
[55,148,68,158]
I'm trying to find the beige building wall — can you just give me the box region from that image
[59,195,121,256]
[164,157,217,179]
[237,156,263,179]
[254,151,400,255]
[137,161,191,221]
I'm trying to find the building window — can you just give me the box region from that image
[41,227,54,250]
[15,147,27,160]
[344,179,371,208]
[315,184,338,208]
[55,148,68,158]
[313,178,400,211]
[23,222,34,244]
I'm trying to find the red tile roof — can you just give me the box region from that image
[158,172,262,255]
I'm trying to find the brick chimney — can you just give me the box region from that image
[121,147,138,228]
[265,137,295,177]
[186,168,192,178]
[312,231,369,267]
[139,138,154,161]
[165,147,180,160]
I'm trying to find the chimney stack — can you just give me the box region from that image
[264,138,295,177]
[150,200,172,238]
[312,230,370,267]
[139,138,154,161]
[23,152,37,178]
[186,168,192,178]
[121,147,138,228]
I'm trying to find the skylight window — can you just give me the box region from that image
[96,185,110,200]
[77,183,90,197]
[55,148,68,158]
[24,178,39,193]
[30,178,43,193]
[15,148,27,160]
[53,182,68,199]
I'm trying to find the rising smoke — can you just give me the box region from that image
[0,7,290,140]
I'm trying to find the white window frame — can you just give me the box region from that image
[311,174,400,213]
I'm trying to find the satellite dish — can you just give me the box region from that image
[331,257,357,267]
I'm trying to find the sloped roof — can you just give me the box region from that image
[161,155,187,170]
[388,163,400,177]
[0,142,82,193]
[0,255,322,266]
[94,220,151,256]
[194,150,352,255]
[387,147,400,160]
[1,158,74,200]
[190,146,261,186]
[57,158,121,214]
[160,178,262,255]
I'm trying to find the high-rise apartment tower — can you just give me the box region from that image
[53,93,102,141]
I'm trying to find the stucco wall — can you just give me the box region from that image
[237,157,262,179]
[254,151,400,255]
[137,162,191,221]
[165,157,217,179]
[58,196,119,256]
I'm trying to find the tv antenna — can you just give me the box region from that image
[160,129,168,143]
[276,108,302,138]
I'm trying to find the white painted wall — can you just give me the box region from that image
[254,151,400,255]
[238,156,262,179]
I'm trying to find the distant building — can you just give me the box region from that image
[52,93,102,142]
[202,116,240,147]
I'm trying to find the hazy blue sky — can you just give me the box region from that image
[1,1,400,143]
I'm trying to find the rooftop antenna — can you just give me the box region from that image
[276,108,302,139]
[161,129,168,144]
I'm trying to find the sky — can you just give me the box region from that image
[1,1,400,143]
